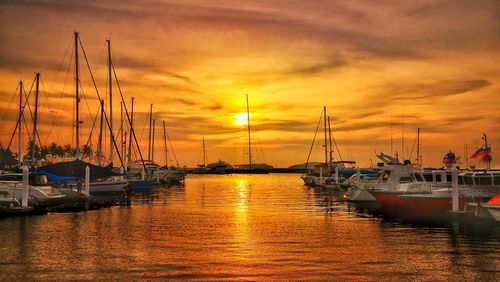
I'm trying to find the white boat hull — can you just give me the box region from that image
[344,187,377,202]
[89,181,127,193]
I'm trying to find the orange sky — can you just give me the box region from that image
[1,0,499,168]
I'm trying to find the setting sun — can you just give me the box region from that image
[234,112,251,125]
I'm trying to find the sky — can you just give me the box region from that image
[0,0,499,168]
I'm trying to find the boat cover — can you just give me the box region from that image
[486,195,500,205]
[37,159,123,181]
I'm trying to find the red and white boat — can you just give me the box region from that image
[399,171,500,218]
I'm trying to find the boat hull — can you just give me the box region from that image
[89,181,127,193]
[399,194,491,219]
[344,188,376,202]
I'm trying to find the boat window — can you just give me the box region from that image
[414,174,424,182]
[28,174,49,186]
[446,173,452,183]
[399,176,413,183]
[381,171,391,181]
[458,176,465,185]
[423,174,433,182]
[463,176,474,185]
[435,174,442,182]
[0,175,21,181]
[494,176,500,185]
[476,175,492,186]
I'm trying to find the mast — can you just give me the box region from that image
[120,101,124,160]
[401,111,404,160]
[483,133,491,171]
[97,99,104,166]
[152,118,155,163]
[75,31,81,159]
[390,114,393,156]
[18,80,23,167]
[323,106,328,173]
[127,97,134,169]
[465,144,468,167]
[416,128,420,166]
[31,73,40,164]
[107,39,113,165]
[202,136,206,166]
[246,94,252,170]
[148,104,152,161]
[163,121,168,167]
[327,116,333,167]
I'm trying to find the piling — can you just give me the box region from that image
[22,165,29,207]
[319,166,323,185]
[84,166,90,196]
[451,166,459,212]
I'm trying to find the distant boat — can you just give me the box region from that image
[192,137,209,174]
[237,94,269,174]
[207,160,232,174]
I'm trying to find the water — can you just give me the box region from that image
[1,174,499,281]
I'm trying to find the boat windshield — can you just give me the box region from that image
[29,174,49,186]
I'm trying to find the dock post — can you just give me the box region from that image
[319,166,323,185]
[22,165,29,207]
[120,166,125,181]
[141,166,145,180]
[451,166,459,212]
[85,166,90,196]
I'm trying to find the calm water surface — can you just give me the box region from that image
[1,174,499,281]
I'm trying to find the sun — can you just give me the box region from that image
[234,112,251,125]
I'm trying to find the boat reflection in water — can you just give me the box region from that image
[0,174,499,281]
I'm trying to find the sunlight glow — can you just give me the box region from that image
[234,112,251,125]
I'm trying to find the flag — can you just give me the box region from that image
[471,147,491,159]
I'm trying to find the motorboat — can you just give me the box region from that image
[0,172,66,208]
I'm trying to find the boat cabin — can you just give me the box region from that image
[0,173,49,186]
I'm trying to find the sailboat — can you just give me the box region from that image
[39,32,128,197]
[232,94,269,174]
[192,137,209,174]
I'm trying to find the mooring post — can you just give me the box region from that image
[141,166,145,181]
[120,166,125,181]
[319,166,323,185]
[451,166,459,212]
[85,165,90,196]
[22,165,29,207]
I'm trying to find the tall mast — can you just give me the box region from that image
[416,128,420,166]
[246,94,252,170]
[483,133,491,171]
[120,101,124,160]
[148,104,152,161]
[97,99,104,166]
[107,39,113,165]
[152,118,155,163]
[390,114,393,156]
[163,121,168,167]
[401,111,404,160]
[202,136,206,166]
[127,97,134,169]
[18,80,23,167]
[75,31,80,159]
[323,106,328,173]
[465,144,468,167]
[328,115,333,167]
[31,73,40,164]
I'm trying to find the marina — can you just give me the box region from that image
[1,174,499,281]
[1,1,500,281]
